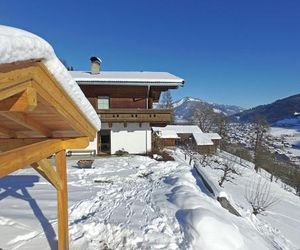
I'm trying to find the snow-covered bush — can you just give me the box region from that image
[245,177,280,215]
[115,149,129,156]
[198,154,212,168]
[214,159,241,187]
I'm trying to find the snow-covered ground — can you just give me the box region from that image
[0,153,299,249]
[187,150,300,250]
[269,127,300,158]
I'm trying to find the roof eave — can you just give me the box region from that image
[75,80,184,87]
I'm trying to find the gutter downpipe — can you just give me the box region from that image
[145,85,150,154]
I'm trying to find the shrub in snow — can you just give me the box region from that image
[198,154,212,168]
[149,151,174,161]
[115,149,129,156]
[152,154,163,160]
[159,151,175,161]
[151,134,164,154]
[214,159,241,187]
[245,177,280,215]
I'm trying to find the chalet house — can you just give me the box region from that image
[70,57,184,155]
[152,125,221,154]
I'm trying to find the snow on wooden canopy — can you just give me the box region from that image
[0,25,102,250]
[0,25,101,131]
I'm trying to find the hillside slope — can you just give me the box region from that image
[233,94,300,123]
[0,154,282,250]
[174,149,300,250]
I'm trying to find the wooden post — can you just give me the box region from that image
[56,150,69,250]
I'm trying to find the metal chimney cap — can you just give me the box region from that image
[90,56,102,64]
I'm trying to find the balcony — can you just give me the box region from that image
[98,109,172,124]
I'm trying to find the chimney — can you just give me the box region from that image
[90,56,102,74]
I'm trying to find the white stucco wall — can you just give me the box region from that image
[81,123,152,154]
[66,137,97,155]
[109,123,151,154]
[85,138,97,151]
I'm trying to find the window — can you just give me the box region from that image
[98,96,109,109]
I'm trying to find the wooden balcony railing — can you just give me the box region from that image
[98,109,172,123]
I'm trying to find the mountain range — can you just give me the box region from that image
[172,97,244,122]
[171,94,300,126]
[233,93,300,124]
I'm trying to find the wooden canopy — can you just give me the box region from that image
[0,60,98,249]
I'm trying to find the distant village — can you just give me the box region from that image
[228,123,300,166]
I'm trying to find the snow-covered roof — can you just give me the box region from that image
[192,133,214,146]
[159,125,203,134]
[152,125,222,146]
[70,71,184,87]
[205,133,222,140]
[158,130,180,139]
[0,25,100,131]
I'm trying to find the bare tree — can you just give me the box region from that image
[180,136,197,165]
[198,154,212,168]
[160,90,173,108]
[152,133,163,154]
[245,177,279,215]
[160,90,174,123]
[253,116,269,172]
[215,159,240,187]
[214,114,228,149]
[257,149,282,182]
[290,168,300,195]
[193,105,216,132]
[234,147,253,163]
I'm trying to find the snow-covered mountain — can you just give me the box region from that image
[172,97,245,122]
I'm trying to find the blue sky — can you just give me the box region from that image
[1,0,299,108]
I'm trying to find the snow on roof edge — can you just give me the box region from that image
[0,25,101,131]
[192,133,214,146]
[70,71,184,86]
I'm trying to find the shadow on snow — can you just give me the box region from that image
[0,175,57,249]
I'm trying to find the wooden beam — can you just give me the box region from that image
[0,61,38,90]
[0,126,16,138]
[0,112,52,137]
[32,63,97,140]
[0,137,89,178]
[0,138,45,151]
[0,59,42,73]
[0,81,31,102]
[56,150,69,250]
[62,137,89,149]
[0,87,37,112]
[31,158,63,191]
[1,63,97,140]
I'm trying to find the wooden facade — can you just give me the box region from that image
[79,84,174,126]
[99,108,172,124]
[76,79,181,155]
[178,134,220,155]
[160,138,178,147]
[81,85,149,109]
[197,145,217,155]
[79,85,174,110]
[0,60,98,249]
